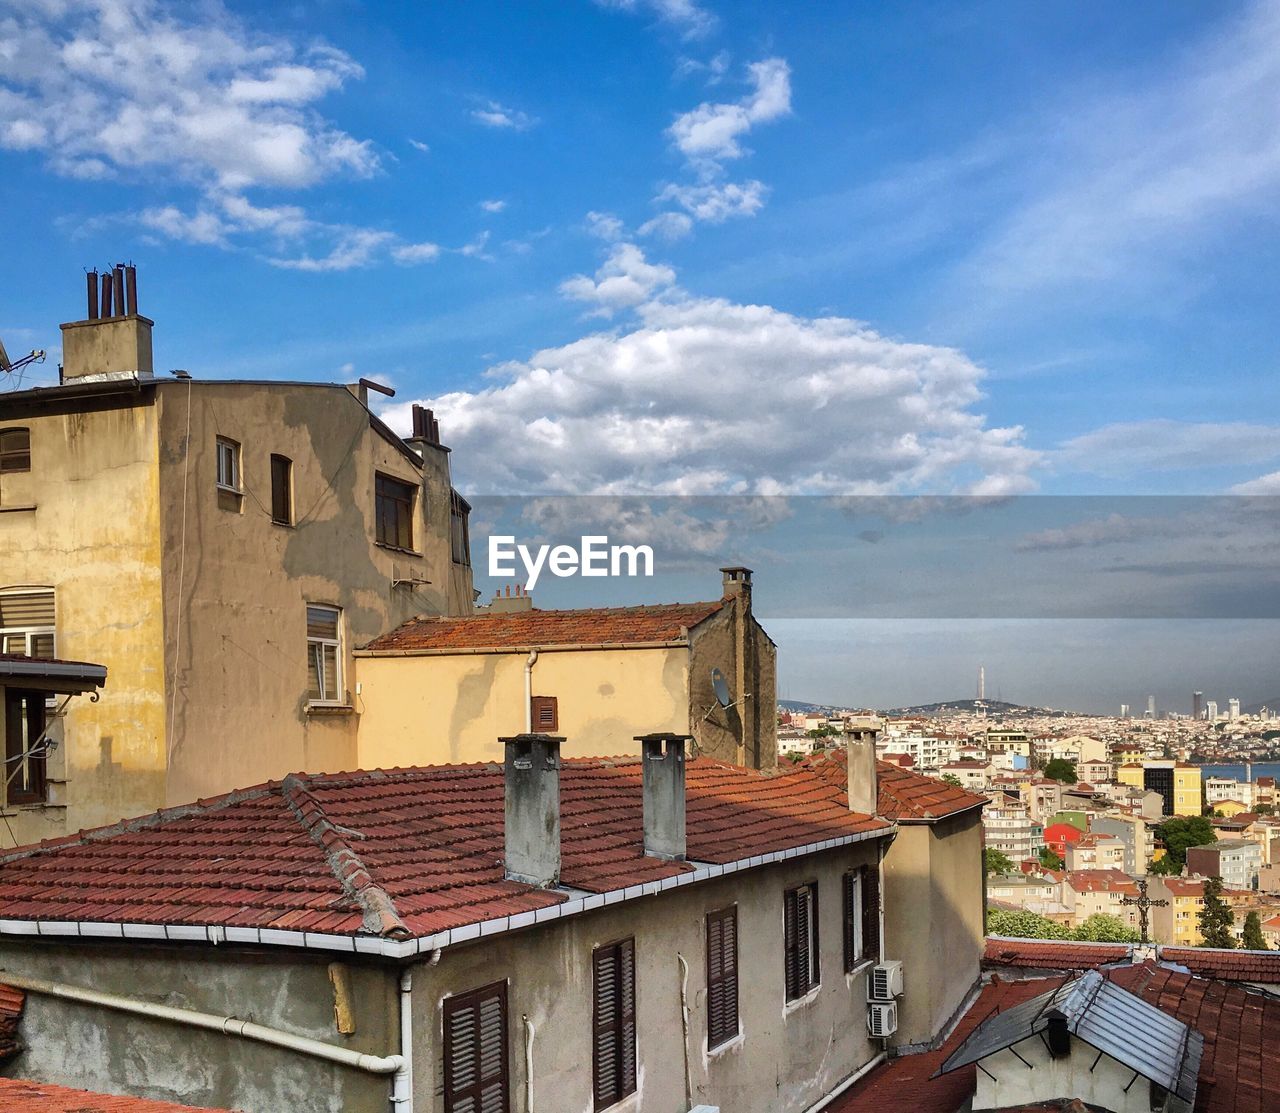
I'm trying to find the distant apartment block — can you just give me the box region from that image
[983,802,1043,861]
[1091,813,1157,875]
[1186,839,1262,892]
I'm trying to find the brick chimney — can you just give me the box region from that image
[60,266,153,382]
[844,716,882,816]
[719,567,759,768]
[501,733,562,887]
[638,733,689,860]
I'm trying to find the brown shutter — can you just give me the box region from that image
[843,871,857,973]
[707,907,738,1048]
[783,886,799,1000]
[270,454,292,525]
[593,939,636,1109]
[862,865,881,964]
[809,883,820,989]
[443,982,509,1113]
[530,695,558,732]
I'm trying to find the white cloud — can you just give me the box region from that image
[1230,471,1280,495]
[387,248,1038,496]
[138,205,229,246]
[456,230,494,260]
[637,211,694,241]
[658,179,767,222]
[1058,420,1280,478]
[0,0,376,190]
[667,57,791,163]
[269,229,396,272]
[471,100,537,130]
[595,0,716,39]
[391,241,442,265]
[559,242,677,313]
[408,138,431,153]
[585,211,625,241]
[480,199,508,213]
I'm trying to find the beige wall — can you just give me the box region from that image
[355,645,689,767]
[881,811,985,1049]
[412,840,884,1113]
[0,393,168,844]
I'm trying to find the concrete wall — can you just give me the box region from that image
[0,391,168,843]
[410,841,884,1113]
[881,811,985,1049]
[687,604,778,769]
[0,942,398,1113]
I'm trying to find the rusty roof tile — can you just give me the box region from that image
[801,748,986,822]
[0,1077,236,1111]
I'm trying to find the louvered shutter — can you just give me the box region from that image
[530,695,558,732]
[707,907,738,1048]
[862,865,881,964]
[444,982,509,1113]
[0,591,54,627]
[783,886,799,1000]
[843,871,858,973]
[593,939,637,1109]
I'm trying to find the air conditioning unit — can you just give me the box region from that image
[867,999,898,1038]
[869,959,904,1001]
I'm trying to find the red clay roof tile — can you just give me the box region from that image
[983,937,1133,970]
[1160,946,1280,984]
[801,749,987,821]
[0,1077,235,1111]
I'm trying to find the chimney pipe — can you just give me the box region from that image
[844,717,881,816]
[86,271,99,319]
[638,734,689,860]
[113,265,125,318]
[502,733,562,887]
[100,272,114,317]
[125,264,138,316]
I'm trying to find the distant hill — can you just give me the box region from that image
[778,699,840,714]
[879,698,1076,717]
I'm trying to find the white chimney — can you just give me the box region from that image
[502,733,562,887]
[845,717,881,816]
[639,733,689,860]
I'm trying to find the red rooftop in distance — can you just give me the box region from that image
[801,748,987,822]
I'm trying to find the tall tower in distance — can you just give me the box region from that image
[1120,703,1130,718]
[978,665,985,702]
[1193,691,1203,720]
[1146,694,1156,719]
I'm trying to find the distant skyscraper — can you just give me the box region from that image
[1229,698,1241,720]
[1207,700,1219,721]
[1120,703,1130,718]
[1193,691,1203,720]
[1146,695,1156,718]
[978,665,985,702]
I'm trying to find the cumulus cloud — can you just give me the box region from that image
[586,211,626,241]
[269,229,396,272]
[595,0,716,39]
[1231,471,1280,495]
[391,241,443,265]
[385,247,1038,496]
[480,199,508,213]
[668,57,791,164]
[408,138,431,153]
[471,100,537,130]
[637,211,694,241]
[658,179,768,222]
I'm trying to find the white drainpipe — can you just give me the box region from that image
[524,648,539,731]
[393,968,413,1109]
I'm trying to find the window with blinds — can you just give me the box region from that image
[270,454,293,526]
[5,689,47,805]
[0,429,30,474]
[706,906,739,1049]
[305,604,342,704]
[592,937,637,1109]
[0,589,55,658]
[443,981,509,1113]
[860,864,881,966]
[375,473,416,550]
[530,695,558,732]
[783,883,820,1001]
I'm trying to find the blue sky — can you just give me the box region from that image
[5,0,1280,708]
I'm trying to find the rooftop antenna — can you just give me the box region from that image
[0,337,47,377]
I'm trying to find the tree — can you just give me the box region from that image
[1198,877,1236,949]
[1043,758,1077,784]
[1073,914,1140,943]
[941,773,963,788]
[987,908,1071,940]
[1257,804,1275,817]
[984,848,1014,876]
[1038,846,1064,870]
[1243,910,1269,951]
[1148,854,1180,876]
[1156,815,1217,873]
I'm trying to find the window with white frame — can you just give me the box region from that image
[306,604,343,704]
[0,589,55,658]
[215,436,241,492]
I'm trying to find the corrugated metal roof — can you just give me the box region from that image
[940,970,1203,1102]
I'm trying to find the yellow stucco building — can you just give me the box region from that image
[1116,760,1202,816]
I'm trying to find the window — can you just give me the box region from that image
[592,938,637,1109]
[270,454,293,526]
[5,689,48,805]
[783,883,820,1001]
[530,695,558,732]
[844,865,881,971]
[451,491,471,566]
[306,605,343,704]
[443,981,509,1113]
[706,906,739,1049]
[0,429,30,474]
[0,589,55,658]
[375,472,416,550]
[215,437,240,491]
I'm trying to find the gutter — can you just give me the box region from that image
[0,827,893,960]
[800,1051,887,1113]
[356,640,688,658]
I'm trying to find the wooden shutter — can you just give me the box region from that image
[270,454,292,525]
[707,907,739,1048]
[784,884,818,1000]
[861,865,881,964]
[443,982,509,1113]
[593,938,636,1109]
[843,870,859,973]
[530,695,558,732]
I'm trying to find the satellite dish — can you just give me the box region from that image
[711,668,732,708]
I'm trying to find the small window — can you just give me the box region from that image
[784,883,820,1001]
[451,491,471,566]
[270,454,293,526]
[0,589,55,658]
[593,938,637,1109]
[530,695,558,732]
[375,472,416,550]
[707,906,739,1049]
[5,689,48,805]
[215,437,241,491]
[0,429,30,474]
[443,981,509,1113]
[306,604,343,704]
[844,865,881,970]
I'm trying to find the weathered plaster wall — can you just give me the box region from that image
[354,645,688,767]
[411,841,885,1113]
[881,810,984,1048]
[688,606,778,770]
[0,393,167,842]
[0,943,398,1113]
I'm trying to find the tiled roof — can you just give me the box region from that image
[1063,869,1138,894]
[0,758,888,942]
[1160,946,1280,984]
[801,749,986,822]
[1159,878,1206,897]
[0,983,24,1064]
[0,1078,235,1111]
[983,937,1133,971]
[361,601,726,652]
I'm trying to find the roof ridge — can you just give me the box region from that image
[280,773,410,940]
